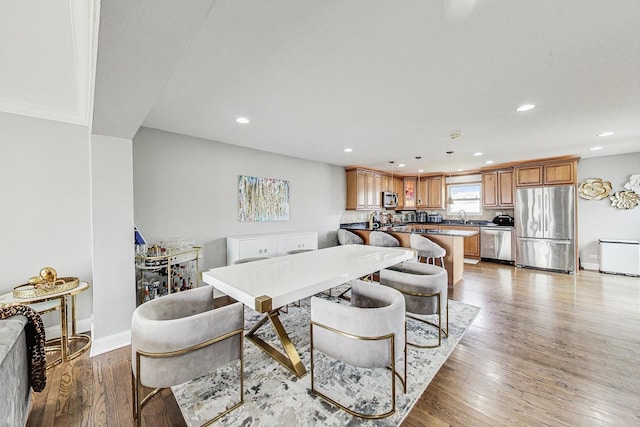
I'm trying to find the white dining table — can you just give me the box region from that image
[202,244,415,377]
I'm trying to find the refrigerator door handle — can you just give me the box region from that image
[518,237,571,244]
[544,193,549,233]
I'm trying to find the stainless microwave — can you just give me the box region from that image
[382,192,398,208]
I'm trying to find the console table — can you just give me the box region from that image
[0,282,91,367]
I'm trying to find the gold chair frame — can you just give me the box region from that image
[132,328,244,427]
[309,320,407,419]
[400,288,449,348]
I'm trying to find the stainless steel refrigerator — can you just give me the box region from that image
[515,185,576,273]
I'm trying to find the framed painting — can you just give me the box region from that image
[238,175,290,221]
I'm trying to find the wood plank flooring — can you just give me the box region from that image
[27,263,640,426]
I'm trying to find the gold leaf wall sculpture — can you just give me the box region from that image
[609,191,639,210]
[578,178,612,200]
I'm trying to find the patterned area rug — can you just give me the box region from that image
[172,285,480,426]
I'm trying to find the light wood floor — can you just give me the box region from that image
[27,263,640,426]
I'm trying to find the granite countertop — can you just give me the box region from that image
[342,224,479,237]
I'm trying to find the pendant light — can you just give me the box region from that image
[415,156,422,206]
[389,161,395,192]
[446,151,454,205]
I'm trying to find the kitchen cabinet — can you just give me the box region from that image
[346,169,383,210]
[483,169,514,207]
[543,162,575,185]
[226,231,318,265]
[395,178,404,209]
[516,160,576,187]
[418,176,444,209]
[403,178,417,209]
[440,225,480,258]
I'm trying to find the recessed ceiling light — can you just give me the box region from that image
[472,152,483,156]
[589,146,604,151]
[235,117,250,124]
[398,164,406,168]
[516,104,536,112]
[597,131,615,137]
[343,148,353,153]
[486,160,494,164]
[457,168,464,172]
[418,169,424,173]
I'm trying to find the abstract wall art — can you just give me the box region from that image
[238,175,290,221]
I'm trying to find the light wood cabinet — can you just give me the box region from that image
[439,225,480,258]
[515,165,543,186]
[403,178,417,209]
[395,178,404,209]
[483,169,514,207]
[516,160,576,187]
[417,176,445,209]
[544,162,575,185]
[346,169,384,210]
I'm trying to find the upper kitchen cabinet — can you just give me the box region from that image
[346,168,383,210]
[515,159,578,187]
[395,177,404,209]
[418,176,445,209]
[403,177,417,210]
[483,169,514,207]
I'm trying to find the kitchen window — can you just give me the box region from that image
[447,183,482,214]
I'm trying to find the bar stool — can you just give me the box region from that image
[369,231,400,247]
[337,229,364,245]
[410,234,445,267]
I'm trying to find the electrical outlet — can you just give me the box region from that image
[588,254,599,259]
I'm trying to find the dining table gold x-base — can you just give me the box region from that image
[202,244,415,378]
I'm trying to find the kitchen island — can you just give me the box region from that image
[342,225,478,286]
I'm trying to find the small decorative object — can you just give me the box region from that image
[609,191,640,210]
[623,174,640,195]
[577,178,612,200]
[14,267,79,298]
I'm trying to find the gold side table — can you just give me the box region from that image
[0,281,91,367]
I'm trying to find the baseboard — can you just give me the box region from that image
[90,329,131,357]
[581,262,599,271]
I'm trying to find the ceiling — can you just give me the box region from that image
[5,1,640,175]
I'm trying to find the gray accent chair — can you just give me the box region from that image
[410,233,446,267]
[337,229,364,245]
[380,261,448,348]
[310,280,406,419]
[369,231,400,247]
[131,285,244,427]
[0,316,30,427]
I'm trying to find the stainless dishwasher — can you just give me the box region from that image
[480,226,514,263]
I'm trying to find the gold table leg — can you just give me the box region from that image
[245,310,307,378]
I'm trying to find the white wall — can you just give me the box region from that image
[90,134,136,354]
[133,127,346,270]
[0,112,93,323]
[577,152,640,269]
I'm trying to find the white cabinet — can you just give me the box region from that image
[227,231,318,265]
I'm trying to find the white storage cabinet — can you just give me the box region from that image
[227,231,318,265]
[599,239,640,276]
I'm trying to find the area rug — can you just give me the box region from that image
[464,258,480,265]
[172,286,480,426]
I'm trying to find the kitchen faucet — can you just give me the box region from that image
[458,209,467,224]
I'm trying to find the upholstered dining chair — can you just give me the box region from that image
[309,280,406,419]
[380,261,448,348]
[369,231,400,247]
[337,229,364,245]
[131,285,244,427]
[410,233,446,267]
